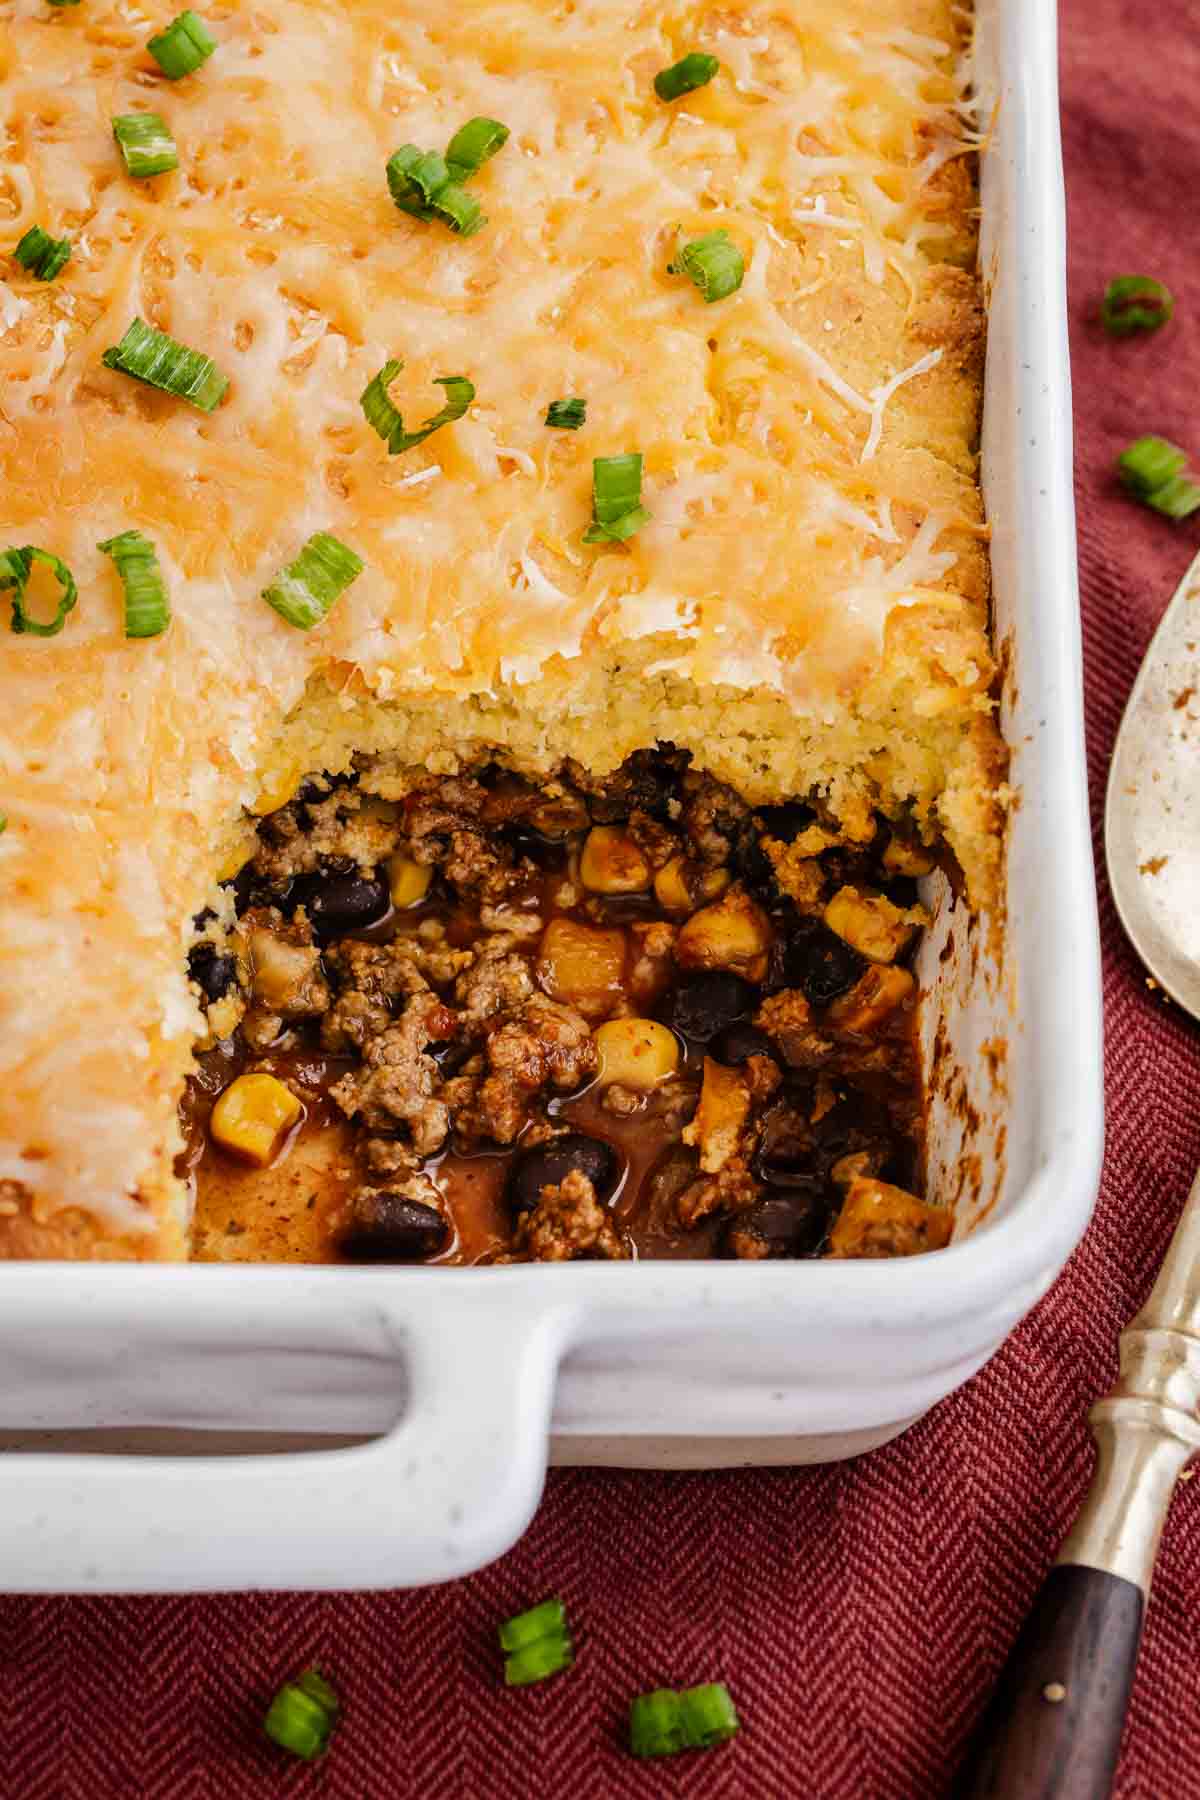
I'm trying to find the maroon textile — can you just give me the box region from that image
[4,2,1200,1794]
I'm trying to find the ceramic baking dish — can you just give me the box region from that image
[0,0,1102,1593]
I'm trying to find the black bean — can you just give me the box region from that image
[225,861,285,916]
[779,918,864,1006]
[662,971,757,1042]
[187,943,238,1004]
[755,801,816,843]
[709,1023,776,1066]
[293,871,389,942]
[882,875,919,911]
[725,1192,828,1258]
[340,1195,449,1262]
[506,1133,621,1214]
[752,1103,823,1195]
[500,824,569,869]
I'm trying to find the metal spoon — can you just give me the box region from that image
[957,546,1200,1798]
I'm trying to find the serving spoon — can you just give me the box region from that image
[956,545,1200,1798]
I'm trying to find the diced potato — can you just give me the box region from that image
[248,927,322,1011]
[823,885,923,964]
[536,918,626,1019]
[249,764,304,816]
[594,1017,680,1090]
[209,1073,302,1167]
[826,965,916,1035]
[653,857,731,914]
[675,886,772,982]
[827,1174,952,1258]
[580,826,652,894]
[882,835,936,878]
[682,1057,751,1172]
[388,853,432,909]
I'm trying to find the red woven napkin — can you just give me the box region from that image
[4,2,1200,1793]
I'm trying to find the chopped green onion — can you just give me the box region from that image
[360,360,474,456]
[504,1632,574,1687]
[387,145,451,217]
[630,1691,688,1758]
[13,225,71,282]
[0,815,6,834]
[99,529,170,638]
[445,116,509,183]
[498,1598,568,1652]
[47,1,80,8]
[583,453,651,543]
[545,397,586,430]
[263,1667,339,1762]
[386,145,486,237]
[0,546,79,637]
[147,10,216,79]
[112,112,179,178]
[654,52,720,103]
[262,531,364,630]
[669,229,744,303]
[1118,436,1200,519]
[679,1683,740,1748]
[101,317,228,412]
[1101,275,1173,338]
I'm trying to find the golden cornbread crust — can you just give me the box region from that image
[0,0,1004,1258]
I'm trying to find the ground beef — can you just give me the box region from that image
[453,936,537,1025]
[514,1168,627,1261]
[331,991,458,1153]
[320,938,436,1051]
[252,789,403,886]
[754,990,834,1069]
[680,769,752,866]
[675,1156,762,1228]
[405,776,514,898]
[458,996,597,1144]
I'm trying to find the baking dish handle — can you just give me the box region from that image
[3,1291,573,1593]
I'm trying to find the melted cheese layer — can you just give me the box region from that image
[0,0,1001,1252]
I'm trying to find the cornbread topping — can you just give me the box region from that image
[0,0,1004,1260]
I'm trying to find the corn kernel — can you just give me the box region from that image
[675,887,772,981]
[209,1073,302,1167]
[594,1018,680,1090]
[653,857,732,914]
[882,836,936,878]
[580,826,652,894]
[388,853,432,909]
[823,886,921,964]
[249,765,304,816]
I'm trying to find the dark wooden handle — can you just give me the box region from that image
[953,1564,1144,1799]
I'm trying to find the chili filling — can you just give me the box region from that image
[180,748,952,1264]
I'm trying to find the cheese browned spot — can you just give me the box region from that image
[0,0,1002,1258]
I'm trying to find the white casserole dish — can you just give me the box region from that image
[0,0,1102,1593]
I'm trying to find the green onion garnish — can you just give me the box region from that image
[263,1667,339,1762]
[47,1,80,8]
[98,529,170,638]
[628,1683,740,1758]
[498,1598,568,1652]
[14,225,71,282]
[445,116,510,183]
[545,397,586,430]
[583,453,651,543]
[1118,435,1200,520]
[147,10,216,79]
[679,1683,741,1748]
[0,815,6,834]
[630,1691,689,1758]
[1101,275,1173,338]
[428,181,483,236]
[0,546,78,637]
[668,229,744,304]
[498,1597,574,1686]
[101,317,228,412]
[654,52,720,103]
[262,531,364,630]
[360,360,474,456]
[387,145,451,217]
[112,112,179,178]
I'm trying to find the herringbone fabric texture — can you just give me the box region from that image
[4,2,1200,1793]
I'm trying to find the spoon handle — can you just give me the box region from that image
[956,1166,1200,1798]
